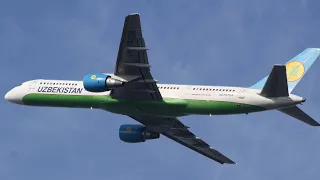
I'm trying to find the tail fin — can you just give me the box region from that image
[250,48,320,93]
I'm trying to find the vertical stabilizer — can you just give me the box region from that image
[251,48,320,93]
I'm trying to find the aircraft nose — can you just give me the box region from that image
[4,91,9,100]
[4,88,23,104]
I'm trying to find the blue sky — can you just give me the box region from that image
[1,0,320,179]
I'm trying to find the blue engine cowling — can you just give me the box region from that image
[83,73,124,92]
[119,124,160,143]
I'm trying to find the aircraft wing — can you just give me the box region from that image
[111,13,162,101]
[129,115,235,164]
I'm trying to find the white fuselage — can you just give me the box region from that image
[5,79,305,113]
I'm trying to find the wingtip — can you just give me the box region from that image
[310,120,320,126]
[128,13,140,16]
[220,161,236,165]
[309,48,320,52]
[313,123,320,126]
[219,159,236,164]
[226,160,236,164]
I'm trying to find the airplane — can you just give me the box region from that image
[4,13,320,165]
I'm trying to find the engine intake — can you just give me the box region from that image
[119,124,160,143]
[83,74,123,92]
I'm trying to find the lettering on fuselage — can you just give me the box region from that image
[37,87,83,94]
[219,93,233,97]
[191,93,211,96]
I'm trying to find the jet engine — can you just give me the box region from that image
[83,74,124,92]
[119,124,160,143]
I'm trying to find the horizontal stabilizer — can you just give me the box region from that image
[279,106,320,126]
[260,65,289,97]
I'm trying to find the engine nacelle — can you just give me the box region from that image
[119,124,160,143]
[83,74,124,92]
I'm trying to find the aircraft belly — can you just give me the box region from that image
[23,93,95,108]
[100,98,265,116]
[183,99,265,115]
[22,93,266,116]
[237,93,299,110]
[22,94,188,116]
[163,93,266,115]
[99,97,188,117]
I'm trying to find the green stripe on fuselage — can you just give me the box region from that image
[22,93,265,117]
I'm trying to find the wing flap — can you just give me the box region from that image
[163,128,235,164]
[130,115,235,164]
